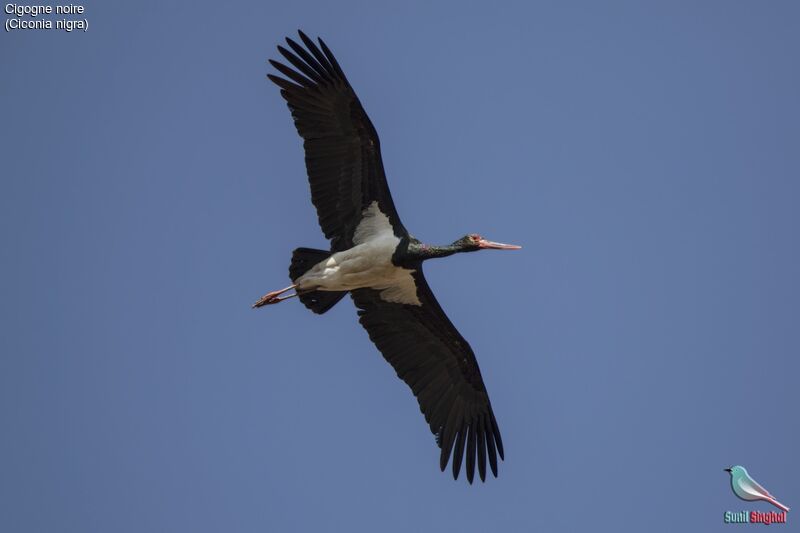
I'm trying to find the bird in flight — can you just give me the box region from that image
[725,466,790,512]
[255,31,521,483]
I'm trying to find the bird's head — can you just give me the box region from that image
[725,465,747,476]
[453,233,522,253]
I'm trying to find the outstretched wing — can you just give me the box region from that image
[351,268,504,483]
[268,31,406,251]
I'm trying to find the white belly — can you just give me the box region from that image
[297,237,401,291]
[295,201,421,305]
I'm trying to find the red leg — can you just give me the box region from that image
[252,284,297,308]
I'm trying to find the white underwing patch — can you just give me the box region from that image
[379,271,421,306]
[353,201,394,245]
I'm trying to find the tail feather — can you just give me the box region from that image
[289,247,347,314]
[765,497,790,513]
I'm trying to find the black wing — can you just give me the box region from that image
[268,31,406,251]
[351,268,504,483]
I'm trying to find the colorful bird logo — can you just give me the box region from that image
[725,466,790,512]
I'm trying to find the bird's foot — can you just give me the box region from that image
[252,285,297,308]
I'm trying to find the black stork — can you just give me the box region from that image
[255,31,521,483]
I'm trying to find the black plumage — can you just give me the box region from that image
[267,31,507,482]
[267,31,405,251]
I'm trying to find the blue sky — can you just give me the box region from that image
[2,1,798,531]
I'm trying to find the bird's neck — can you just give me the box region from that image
[411,242,461,260]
